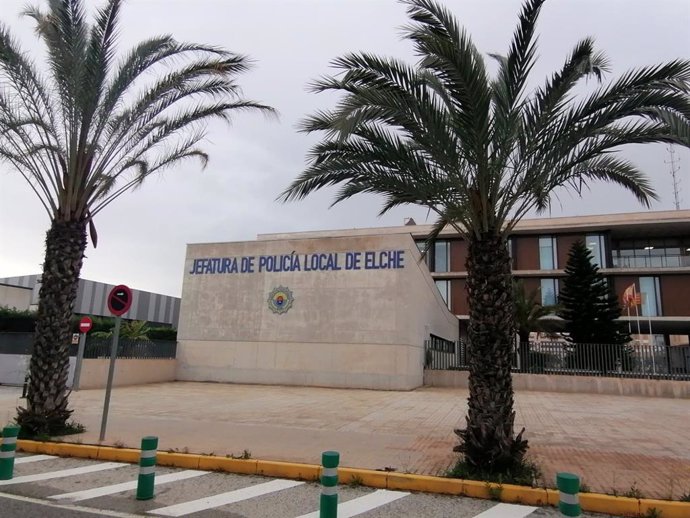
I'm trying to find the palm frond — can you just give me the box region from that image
[1,0,273,227]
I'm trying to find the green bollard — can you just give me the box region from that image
[0,425,20,480]
[136,436,158,500]
[557,472,581,517]
[320,451,339,518]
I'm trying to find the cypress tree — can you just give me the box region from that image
[558,241,633,372]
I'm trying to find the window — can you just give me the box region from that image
[639,277,662,316]
[540,278,558,306]
[612,238,690,268]
[506,237,513,262]
[435,280,450,309]
[539,236,558,270]
[434,240,450,272]
[585,234,607,268]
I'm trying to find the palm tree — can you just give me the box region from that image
[92,320,151,341]
[281,0,690,474]
[513,279,558,370]
[0,0,273,435]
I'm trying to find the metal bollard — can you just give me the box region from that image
[557,472,581,517]
[320,451,339,518]
[0,425,20,480]
[136,436,158,500]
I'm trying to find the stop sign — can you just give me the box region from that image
[79,316,93,334]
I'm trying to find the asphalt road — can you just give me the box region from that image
[0,492,138,517]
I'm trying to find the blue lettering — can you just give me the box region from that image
[364,251,378,269]
[292,255,300,271]
[189,259,198,274]
[379,251,389,269]
[326,253,340,270]
[258,256,268,272]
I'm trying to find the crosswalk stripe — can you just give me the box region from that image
[147,478,305,517]
[472,503,538,518]
[14,455,56,464]
[0,462,126,486]
[295,489,410,518]
[49,469,209,502]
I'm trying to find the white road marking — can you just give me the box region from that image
[148,478,305,516]
[0,490,143,518]
[295,489,410,518]
[50,469,209,502]
[14,455,56,464]
[472,502,538,518]
[0,462,126,486]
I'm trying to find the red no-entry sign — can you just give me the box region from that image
[79,316,93,334]
[107,285,133,317]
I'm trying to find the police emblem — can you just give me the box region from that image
[267,286,294,314]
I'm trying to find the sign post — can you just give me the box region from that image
[99,285,132,442]
[73,316,93,391]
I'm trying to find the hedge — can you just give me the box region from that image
[0,307,176,340]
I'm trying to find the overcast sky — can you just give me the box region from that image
[1,0,689,297]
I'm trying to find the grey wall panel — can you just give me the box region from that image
[77,280,92,314]
[128,288,140,320]
[157,296,168,324]
[92,282,106,316]
[87,280,97,313]
[139,291,151,322]
[148,294,160,323]
[0,275,179,325]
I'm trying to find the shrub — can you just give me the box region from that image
[0,307,37,332]
[148,327,177,341]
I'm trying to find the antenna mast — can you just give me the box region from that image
[665,145,682,210]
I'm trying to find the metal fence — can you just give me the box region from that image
[83,338,177,359]
[424,340,690,380]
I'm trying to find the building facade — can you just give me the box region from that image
[176,209,690,390]
[415,210,690,345]
[0,275,181,327]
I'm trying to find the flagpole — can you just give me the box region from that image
[644,292,656,374]
[633,284,642,340]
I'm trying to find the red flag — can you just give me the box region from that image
[622,283,636,307]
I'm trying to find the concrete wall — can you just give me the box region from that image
[76,359,176,389]
[0,355,75,386]
[177,233,459,390]
[423,370,690,398]
[0,284,31,310]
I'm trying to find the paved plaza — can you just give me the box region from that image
[1,382,688,500]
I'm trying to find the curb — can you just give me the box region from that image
[17,440,690,518]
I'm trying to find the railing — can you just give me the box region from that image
[83,338,176,359]
[424,340,690,380]
[611,254,690,268]
[0,333,176,359]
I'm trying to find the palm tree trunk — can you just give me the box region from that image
[454,231,528,472]
[16,219,87,436]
